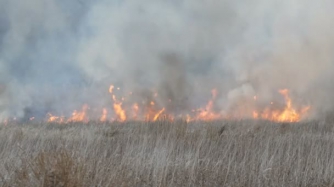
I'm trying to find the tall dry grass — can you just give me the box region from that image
[0,120,334,186]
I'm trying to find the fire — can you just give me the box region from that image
[67,104,89,123]
[110,85,126,122]
[113,102,126,122]
[153,108,165,121]
[47,113,65,123]
[47,105,89,123]
[109,85,114,93]
[252,111,259,119]
[100,108,108,122]
[252,89,310,122]
[192,89,221,121]
[42,85,310,124]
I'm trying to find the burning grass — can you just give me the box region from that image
[0,120,334,186]
[40,87,310,124]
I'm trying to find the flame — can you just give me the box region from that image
[100,108,108,122]
[67,104,89,123]
[47,105,89,123]
[110,85,126,122]
[113,102,126,122]
[252,89,310,122]
[153,108,165,121]
[109,85,114,93]
[192,89,221,121]
[36,86,311,124]
[252,111,259,119]
[47,113,65,123]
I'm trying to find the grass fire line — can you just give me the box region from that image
[13,85,310,124]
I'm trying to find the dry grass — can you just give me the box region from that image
[0,120,334,186]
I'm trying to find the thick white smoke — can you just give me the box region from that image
[0,0,333,121]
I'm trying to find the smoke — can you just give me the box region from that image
[0,0,334,121]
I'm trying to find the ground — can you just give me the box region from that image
[0,120,333,187]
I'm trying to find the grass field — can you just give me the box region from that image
[0,120,334,187]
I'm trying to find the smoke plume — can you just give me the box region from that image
[0,0,334,121]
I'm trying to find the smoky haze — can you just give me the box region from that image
[0,0,333,121]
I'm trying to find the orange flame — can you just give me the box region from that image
[47,113,65,123]
[252,89,310,122]
[100,108,108,122]
[153,108,165,121]
[192,89,221,121]
[67,104,89,123]
[113,102,126,122]
[41,86,310,124]
[110,85,126,122]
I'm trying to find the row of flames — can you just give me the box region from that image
[1,85,311,125]
[46,85,310,123]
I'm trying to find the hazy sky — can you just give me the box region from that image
[0,0,334,120]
